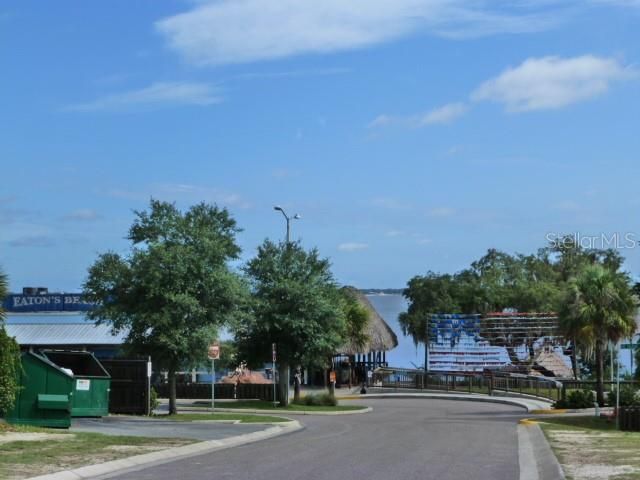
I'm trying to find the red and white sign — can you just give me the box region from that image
[208,343,220,360]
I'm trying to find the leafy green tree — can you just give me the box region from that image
[399,272,463,369]
[561,264,636,405]
[0,269,20,416]
[236,240,346,406]
[84,200,248,414]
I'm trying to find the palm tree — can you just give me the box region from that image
[561,264,636,405]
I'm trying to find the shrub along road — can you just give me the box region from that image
[102,398,527,480]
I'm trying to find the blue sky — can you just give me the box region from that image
[1,1,640,292]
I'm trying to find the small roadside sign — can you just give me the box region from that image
[208,343,220,360]
[329,371,336,383]
[272,343,277,362]
[621,344,638,350]
[367,370,373,379]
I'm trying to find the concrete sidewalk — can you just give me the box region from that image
[165,390,552,412]
[348,391,553,412]
[71,416,270,441]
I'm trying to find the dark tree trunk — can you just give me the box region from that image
[571,338,579,380]
[168,366,177,415]
[278,362,290,407]
[595,339,605,406]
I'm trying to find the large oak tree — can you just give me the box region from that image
[84,200,248,414]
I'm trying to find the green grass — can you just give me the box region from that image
[193,400,366,412]
[156,413,289,423]
[539,416,640,480]
[0,428,193,480]
[539,415,617,431]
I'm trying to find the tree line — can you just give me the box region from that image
[399,237,638,405]
[82,200,367,412]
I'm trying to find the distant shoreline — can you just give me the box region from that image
[360,289,403,295]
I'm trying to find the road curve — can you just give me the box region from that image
[103,398,527,480]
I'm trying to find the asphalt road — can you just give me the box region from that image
[104,398,526,480]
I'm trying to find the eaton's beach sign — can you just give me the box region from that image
[3,294,99,313]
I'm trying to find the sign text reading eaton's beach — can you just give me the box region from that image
[3,294,99,313]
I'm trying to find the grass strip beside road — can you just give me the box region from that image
[539,416,640,480]
[0,425,194,480]
[158,413,289,423]
[193,400,366,412]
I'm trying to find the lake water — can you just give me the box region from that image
[366,294,425,369]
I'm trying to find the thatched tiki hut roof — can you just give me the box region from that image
[336,287,398,355]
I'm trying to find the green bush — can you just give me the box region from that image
[607,385,640,407]
[296,392,338,407]
[149,387,160,413]
[0,327,20,415]
[555,389,595,409]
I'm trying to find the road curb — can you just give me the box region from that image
[182,406,372,416]
[344,393,549,412]
[518,421,565,480]
[25,420,303,480]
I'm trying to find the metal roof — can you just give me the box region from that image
[6,313,89,324]
[5,322,127,345]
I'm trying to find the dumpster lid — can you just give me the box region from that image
[26,350,74,378]
[40,350,111,378]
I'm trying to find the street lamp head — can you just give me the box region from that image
[293,214,301,220]
[273,205,283,212]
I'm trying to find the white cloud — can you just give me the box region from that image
[427,207,456,217]
[385,230,405,237]
[63,209,101,221]
[156,0,564,66]
[420,102,468,125]
[234,67,351,81]
[472,55,633,111]
[65,82,221,112]
[338,242,369,252]
[371,102,468,128]
[592,0,640,7]
[271,168,300,179]
[105,183,251,209]
[8,235,55,248]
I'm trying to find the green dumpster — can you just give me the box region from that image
[41,350,111,417]
[6,351,73,428]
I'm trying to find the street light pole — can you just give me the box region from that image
[272,205,300,406]
[273,206,300,244]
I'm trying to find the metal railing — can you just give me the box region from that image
[370,368,562,402]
